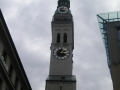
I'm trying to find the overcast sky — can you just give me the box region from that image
[1,0,120,90]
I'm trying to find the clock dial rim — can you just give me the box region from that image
[53,47,70,60]
[58,6,68,13]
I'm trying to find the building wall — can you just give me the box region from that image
[106,21,120,90]
[0,10,32,90]
[45,81,76,90]
[0,39,23,90]
[49,14,74,75]
[50,24,73,75]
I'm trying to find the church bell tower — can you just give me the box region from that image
[45,0,76,90]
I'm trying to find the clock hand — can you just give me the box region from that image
[62,7,67,10]
[61,48,67,53]
[61,52,67,54]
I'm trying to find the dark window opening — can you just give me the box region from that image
[0,78,2,89]
[116,26,120,30]
[15,77,19,89]
[65,2,67,5]
[61,2,64,5]
[117,28,120,60]
[57,33,60,43]
[9,65,13,78]
[63,33,67,43]
[1,49,8,71]
[21,87,23,90]
[117,30,120,40]
[60,86,62,90]
[3,49,7,62]
[61,77,65,80]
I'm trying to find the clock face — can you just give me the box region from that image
[53,47,70,60]
[58,6,68,13]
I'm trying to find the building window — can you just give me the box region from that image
[3,49,7,62]
[0,78,2,89]
[65,2,67,5]
[0,49,8,71]
[61,2,64,5]
[9,65,13,79]
[116,26,120,45]
[15,77,19,89]
[57,33,60,43]
[60,86,62,90]
[63,33,67,43]
[61,77,65,80]
[117,30,120,44]
[21,87,23,90]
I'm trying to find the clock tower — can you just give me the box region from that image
[45,0,76,90]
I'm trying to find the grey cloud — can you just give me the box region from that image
[0,0,117,90]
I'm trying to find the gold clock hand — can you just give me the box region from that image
[61,48,67,53]
[61,52,67,54]
[62,7,67,10]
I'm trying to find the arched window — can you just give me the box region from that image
[63,33,67,43]
[57,33,60,43]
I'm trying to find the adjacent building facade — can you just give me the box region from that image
[0,10,32,90]
[97,12,120,90]
[45,0,76,90]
